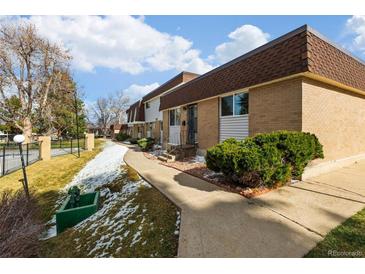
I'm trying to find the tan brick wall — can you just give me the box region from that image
[38,136,51,161]
[130,124,145,139]
[180,106,188,145]
[85,133,95,151]
[132,125,138,139]
[302,78,365,161]
[249,78,303,135]
[162,110,169,149]
[197,97,219,150]
[152,120,161,143]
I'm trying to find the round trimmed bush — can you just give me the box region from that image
[205,131,324,188]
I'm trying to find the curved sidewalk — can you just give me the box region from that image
[123,145,322,257]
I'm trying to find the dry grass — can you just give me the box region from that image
[0,190,44,258]
[0,139,105,221]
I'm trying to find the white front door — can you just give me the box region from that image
[168,108,181,145]
[169,126,180,145]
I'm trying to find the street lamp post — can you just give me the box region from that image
[13,134,30,199]
[73,90,80,158]
[68,89,80,158]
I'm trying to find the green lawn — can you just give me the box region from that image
[305,207,365,258]
[51,138,86,149]
[41,165,179,258]
[1,140,179,258]
[0,139,105,221]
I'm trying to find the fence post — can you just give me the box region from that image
[70,137,73,154]
[85,133,95,151]
[2,146,5,176]
[38,136,51,161]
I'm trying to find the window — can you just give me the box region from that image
[234,92,249,115]
[221,92,249,116]
[146,102,150,109]
[221,95,233,116]
[169,108,181,126]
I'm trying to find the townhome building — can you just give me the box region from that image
[159,25,365,176]
[126,71,199,143]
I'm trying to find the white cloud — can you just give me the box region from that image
[123,82,160,103]
[211,24,270,64]
[346,15,365,53]
[6,16,213,75]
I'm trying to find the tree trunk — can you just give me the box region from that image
[23,117,32,143]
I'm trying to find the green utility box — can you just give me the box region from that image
[56,191,99,234]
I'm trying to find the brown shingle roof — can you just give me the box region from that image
[142,71,199,102]
[110,124,127,131]
[307,29,365,91]
[160,25,365,110]
[126,100,144,122]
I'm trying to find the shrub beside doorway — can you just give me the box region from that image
[206,131,324,189]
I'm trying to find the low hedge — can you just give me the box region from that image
[115,132,130,142]
[206,131,324,188]
[137,137,155,151]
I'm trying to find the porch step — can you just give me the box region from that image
[157,153,176,162]
[162,152,176,160]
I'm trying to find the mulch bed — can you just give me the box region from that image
[143,152,273,198]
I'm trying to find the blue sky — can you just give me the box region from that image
[10,15,365,105]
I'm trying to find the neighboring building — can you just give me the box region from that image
[159,24,365,171]
[126,71,199,142]
[87,125,104,137]
[110,123,128,139]
[126,100,145,139]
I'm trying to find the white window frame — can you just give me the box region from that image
[169,108,181,126]
[220,91,249,118]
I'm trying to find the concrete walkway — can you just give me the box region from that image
[123,145,365,257]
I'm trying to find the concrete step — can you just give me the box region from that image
[157,155,168,162]
[158,153,176,162]
[162,152,176,160]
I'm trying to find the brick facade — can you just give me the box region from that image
[197,98,219,152]
[249,77,365,161]
[302,78,365,161]
[162,76,365,162]
[180,106,188,145]
[249,78,303,135]
[162,110,169,149]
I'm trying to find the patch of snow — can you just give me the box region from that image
[41,224,57,240]
[174,210,181,236]
[42,140,179,257]
[65,141,129,192]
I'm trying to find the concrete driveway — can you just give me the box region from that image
[123,144,365,257]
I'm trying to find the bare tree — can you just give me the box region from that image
[109,90,130,124]
[90,91,129,138]
[0,22,71,142]
[92,98,112,138]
